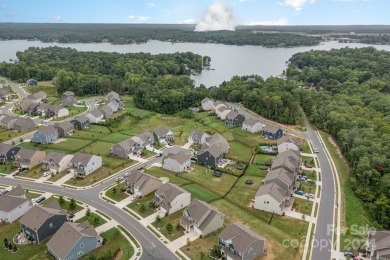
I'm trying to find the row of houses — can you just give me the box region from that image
[124,170,266,259]
[254,136,302,215]
[201,98,284,140]
[0,143,102,177]
[61,91,77,107]
[0,114,35,132]
[0,185,101,260]
[85,91,124,123]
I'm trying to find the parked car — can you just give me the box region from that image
[305,164,313,168]
[245,180,254,185]
[35,196,46,204]
[124,172,129,178]
[12,170,20,176]
[137,165,144,171]
[306,179,315,183]
[298,177,307,182]
[236,165,243,170]
[0,189,6,195]
[68,213,75,219]
[305,193,315,199]
[343,252,356,258]
[43,171,51,177]
[190,157,197,162]
[156,153,163,157]
[294,190,304,196]
[315,148,319,153]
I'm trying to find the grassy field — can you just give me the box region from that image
[181,164,237,196]
[30,84,58,104]
[292,197,313,215]
[152,210,184,241]
[254,154,274,165]
[19,165,43,179]
[0,221,51,260]
[300,139,312,154]
[41,196,83,214]
[81,227,134,260]
[225,173,265,206]
[75,212,107,228]
[245,165,268,177]
[0,129,31,143]
[145,167,191,186]
[47,170,68,182]
[226,141,253,163]
[98,132,130,143]
[25,191,43,200]
[105,184,129,202]
[127,193,156,218]
[319,131,373,250]
[0,161,17,174]
[181,183,221,202]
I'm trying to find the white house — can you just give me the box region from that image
[68,152,102,178]
[254,182,294,215]
[154,183,191,216]
[0,186,32,223]
[277,136,300,153]
[242,118,263,133]
[188,130,210,144]
[86,109,104,123]
[201,98,215,111]
[49,105,69,118]
[162,151,191,173]
[219,108,232,120]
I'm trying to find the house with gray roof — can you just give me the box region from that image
[0,185,32,223]
[86,109,104,123]
[271,155,301,174]
[104,91,120,103]
[219,223,266,260]
[0,88,11,101]
[366,230,390,260]
[13,117,35,132]
[162,151,191,173]
[14,148,45,169]
[31,126,59,144]
[137,132,154,146]
[242,118,263,133]
[262,125,284,140]
[197,144,224,167]
[69,152,102,178]
[47,221,102,260]
[201,97,215,111]
[20,201,68,243]
[111,138,142,158]
[277,149,301,165]
[124,171,163,197]
[20,98,35,112]
[26,94,41,104]
[180,199,224,236]
[153,126,173,143]
[205,133,229,154]
[48,105,69,118]
[263,168,299,191]
[188,130,210,144]
[61,95,77,107]
[225,111,245,126]
[0,115,18,130]
[106,99,121,112]
[154,183,191,216]
[277,135,300,153]
[254,182,294,215]
[71,115,90,130]
[54,121,75,137]
[62,91,75,98]
[36,103,51,116]
[43,152,73,174]
[0,143,21,163]
[33,91,47,101]
[217,106,231,120]
[99,105,113,118]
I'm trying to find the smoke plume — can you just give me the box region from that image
[195,1,237,32]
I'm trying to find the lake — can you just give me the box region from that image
[1,39,390,87]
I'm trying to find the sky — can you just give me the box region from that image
[0,0,388,26]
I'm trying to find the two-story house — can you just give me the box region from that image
[111,138,142,159]
[263,168,299,191]
[99,105,113,118]
[86,109,104,123]
[47,221,102,260]
[254,182,294,215]
[13,118,35,132]
[19,201,68,243]
[154,183,191,216]
[14,148,46,169]
[48,105,69,118]
[188,130,210,145]
[242,118,263,133]
[0,143,21,163]
[68,152,102,178]
[54,121,75,137]
[61,91,77,107]
[162,151,191,173]
[0,185,32,223]
[218,223,266,260]
[36,103,51,116]
[43,152,74,174]
[124,171,163,198]
[153,127,174,143]
[225,111,245,126]
[262,125,284,140]
[31,126,59,144]
[366,230,390,260]
[71,115,90,130]
[277,135,300,153]
[201,98,215,111]
[180,199,224,236]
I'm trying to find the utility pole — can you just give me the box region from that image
[269,211,275,224]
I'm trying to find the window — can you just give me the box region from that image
[80,243,83,248]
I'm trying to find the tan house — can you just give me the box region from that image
[124,170,163,198]
[14,148,46,169]
[42,152,74,174]
[54,121,75,137]
[180,199,224,236]
[154,183,191,216]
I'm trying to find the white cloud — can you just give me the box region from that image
[248,17,288,26]
[128,15,135,20]
[195,1,237,31]
[239,0,247,3]
[0,4,7,10]
[52,15,63,22]
[147,2,156,7]
[5,12,17,17]
[137,16,150,22]
[182,18,198,24]
[278,0,316,11]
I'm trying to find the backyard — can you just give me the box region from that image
[152,210,184,241]
[75,212,107,228]
[41,196,83,214]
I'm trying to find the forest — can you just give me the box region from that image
[287,47,390,229]
[0,23,320,47]
[0,46,301,123]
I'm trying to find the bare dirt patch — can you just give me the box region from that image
[212,178,221,182]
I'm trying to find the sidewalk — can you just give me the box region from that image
[35,174,52,183]
[285,210,315,223]
[53,173,74,186]
[181,141,192,149]
[166,230,199,252]
[95,219,118,233]
[115,195,134,208]
[140,212,159,226]
[73,208,88,221]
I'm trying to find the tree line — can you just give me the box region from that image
[288,47,390,229]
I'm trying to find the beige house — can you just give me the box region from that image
[154,183,191,216]
[42,152,73,173]
[277,135,300,153]
[201,98,215,111]
[14,148,46,169]
[217,107,232,120]
[180,199,224,236]
[254,182,294,215]
[205,133,229,154]
[242,118,263,133]
[162,151,191,173]
[124,171,162,197]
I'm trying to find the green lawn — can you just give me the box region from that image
[98,132,130,143]
[181,229,223,260]
[152,210,184,241]
[25,191,43,200]
[0,161,17,174]
[245,165,268,177]
[299,181,316,194]
[127,193,156,218]
[105,184,129,202]
[47,170,69,182]
[225,128,276,147]
[292,197,313,215]
[302,169,316,181]
[19,138,93,154]
[75,212,107,228]
[145,167,191,186]
[226,141,252,163]
[182,164,237,196]
[181,183,221,202]
[300,139,312,154]
[225,176,263,206]
[41,196,83,214]
[254,154,274,165]
[0,129,32,143]
[81,227,134,260]
[19,165,43,179]
[0,221,51,260]
[82,141,114,156]
[122,96,152,119]
[302,156,315,166]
